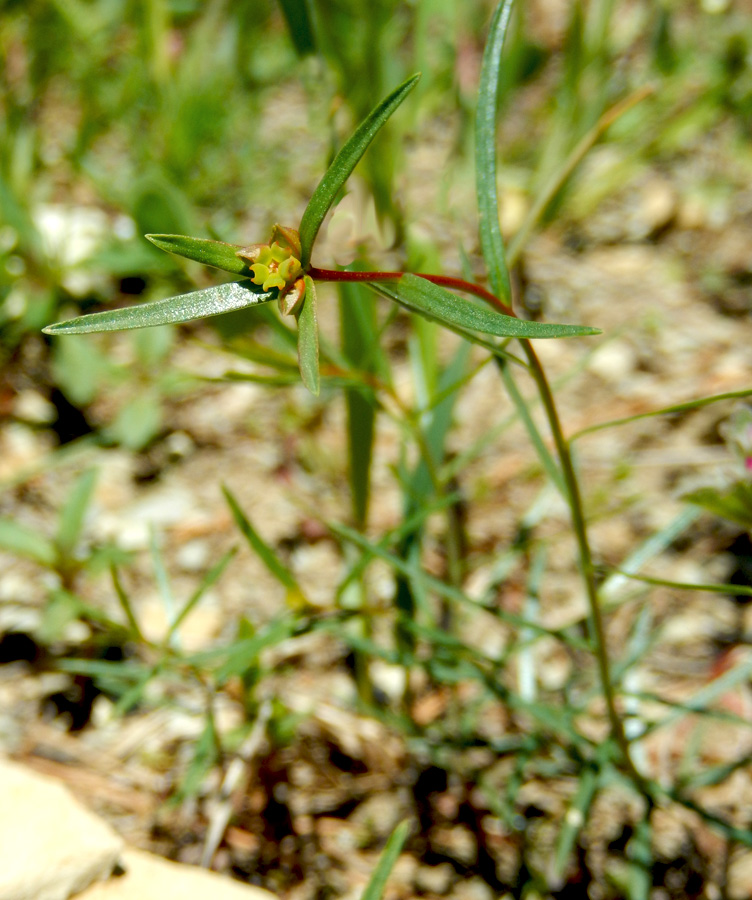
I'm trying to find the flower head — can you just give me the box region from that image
[236,225,305,314]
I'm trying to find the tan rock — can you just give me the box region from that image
[77,849,276,900]
[0,758,122,900]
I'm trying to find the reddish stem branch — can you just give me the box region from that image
[307,266,515,317]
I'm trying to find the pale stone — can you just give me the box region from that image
[414,862,455,895]
[587,339,636,384]
[77,848,276,900]
[12,390,56,425]
[0,758,122,900]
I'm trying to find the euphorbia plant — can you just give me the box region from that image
[43,72,597,399]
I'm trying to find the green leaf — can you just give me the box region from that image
[145,234,250,276]
[298,73,420,268]
[373,275,599,339]
[42,281,276,335]
[0,518,57,566]
[361,820,410,900]
[277,0,316,55]
[222,486,307,608]
[476,0,516,303]
[56,468,97,560]
[682,481,752,531]
[204,618,299,683]
[166,547,237,644]
[331,520,592,652]
[297,275,320,395]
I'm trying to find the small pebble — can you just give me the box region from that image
[415,862,455,895]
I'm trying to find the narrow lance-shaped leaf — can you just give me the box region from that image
[476,0,516,303]
[298,73,421,269]
[277,0,316,56]
[373,274,599,339]
[297,275,320,395]
[42,281,276,335]
[361,820,411,900]
[222,485,308,612]
[146,234,250,276]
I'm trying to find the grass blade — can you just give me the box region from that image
[172,714,218,804]
[222,486,307,608]
[297,275,320,395]
[208,618,299,683]
[613,570,752,598]
[298,73,421,268]
[572,388,752,440]
[600,507,700,603]
[166,548,238,644]
[111,565,145,642]
[553,767,598,880]
[498,361,565,494]
[43,281,276,335]
[361,820,410,900]
[375,275,599,339]
[331,520,592,651]
[150,527,176,633]
[476,0,515,303]
[56,468,97,560]
[145,234,250,276]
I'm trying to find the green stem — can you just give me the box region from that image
[321,258,646,787]
[506,84,654,267]
[521,340,647,789]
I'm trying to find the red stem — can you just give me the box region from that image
[307,266,515,317]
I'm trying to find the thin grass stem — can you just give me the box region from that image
[507,84,655,267]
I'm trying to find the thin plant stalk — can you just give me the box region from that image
[507,84,654,267]
[522,342,649,790]
[474,0,647,792]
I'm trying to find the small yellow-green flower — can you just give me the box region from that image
[236,226,305,314]
[248,242,300,291]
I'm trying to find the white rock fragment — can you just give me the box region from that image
[176,538,211,572]
[0,757,123,900]
[77,848,276,900]
[12,390,56,425]
[587,339,636,384]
